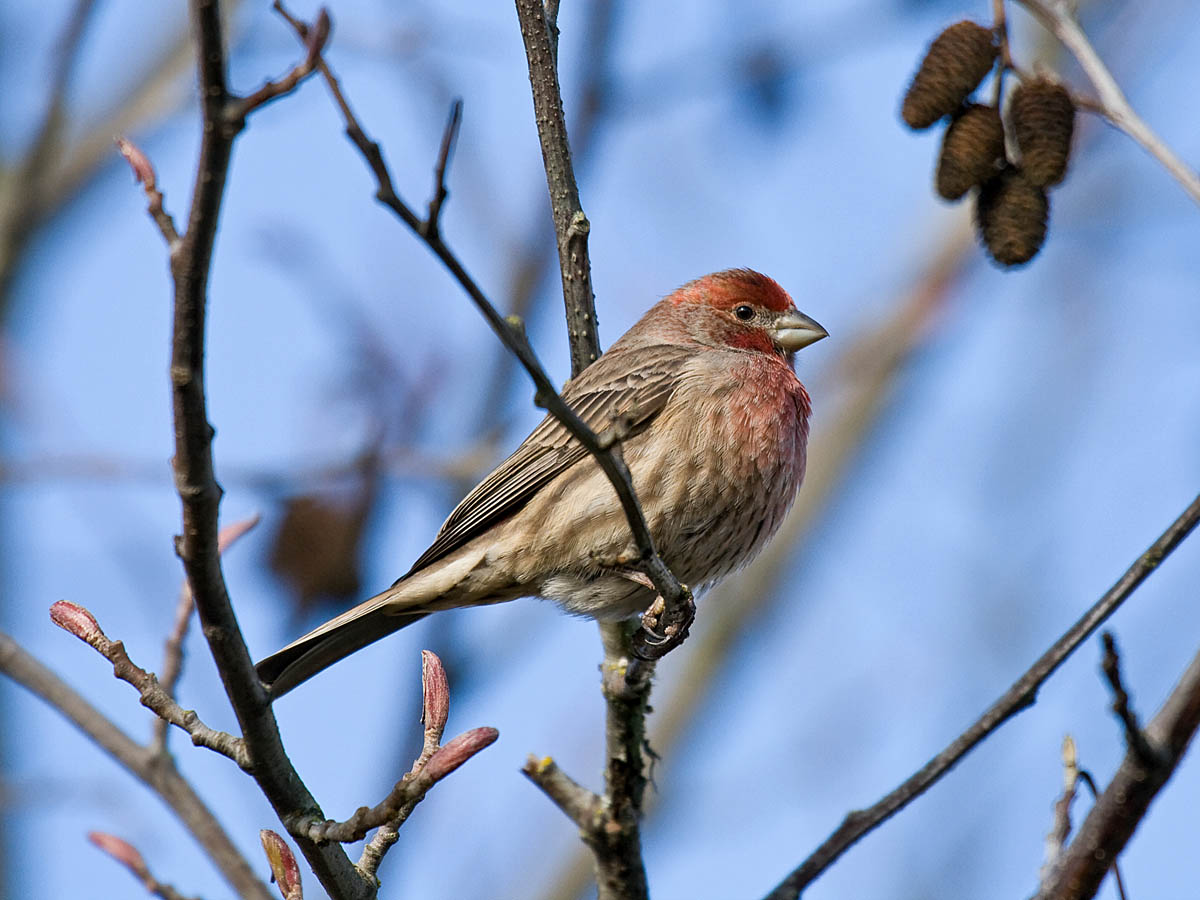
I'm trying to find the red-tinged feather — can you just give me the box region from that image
[257,269,826,696]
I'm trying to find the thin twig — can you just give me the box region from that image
[522,755,603,827]
[116,137,180,247]
[990,0,1010,106]
[228,8,329,124]
[0,632,271,900]
[764,490,1200,900]
[357,650,463,878]
[49,601,251,767]
[153,514,261,755]
[1018,0,1200,206]
[1039,735,1078,887]
[1073,771,1129,900]
[422,99,463,239]
[1099,632,1159,766]
[299,727,499,844]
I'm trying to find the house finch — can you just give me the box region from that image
[257,269,826,696]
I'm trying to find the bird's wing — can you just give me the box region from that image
[402,343,693,577]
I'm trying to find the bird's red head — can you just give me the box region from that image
[671,268,795,315]
[655,269,827,358]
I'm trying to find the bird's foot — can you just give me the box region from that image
[632,586,694,661]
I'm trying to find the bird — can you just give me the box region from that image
[257,269,827,697]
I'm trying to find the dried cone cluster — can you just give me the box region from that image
[901,20,1077,267]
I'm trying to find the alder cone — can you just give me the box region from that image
[937,104,1006,200]
[976,166,1049,266]
[1009,78,1076,187]
[901,21,997,129]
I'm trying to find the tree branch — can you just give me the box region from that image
[1099,632,1159,766]
[49,601,250,767]
[356,651,488,879]
[164,2,374,895]
[1018,0,1200,206]
[764,490,1200,900]
[513,0,598,374]
[298,727,498,844]
[1034,640,1200,900]
[0,632,270,900]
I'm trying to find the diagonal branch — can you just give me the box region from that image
[1034,639,1200,900]
[764,490,1200,900]
[49,601,250,767]
[0,632,270,900]
[1018,0,1200,206]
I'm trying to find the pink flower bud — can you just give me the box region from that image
[88,832,148,876]
[423,726,498,783]
[218,514,262,553]
[115,138,156,188]
[50,601,103,644]
[421,650,449,735]
[259,829,302,900]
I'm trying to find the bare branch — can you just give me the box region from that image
[1099,632,1159,766]
[764,490,1200,900]
[154,514,261,755]
[1034,640,1200,900]
[1018,0,1200,205]
[49,601,250,767]
[512,0,691,664]
[357,652,487,878]
[513,0,599,373]
[523,755,602,825]
[0,632,270,900]
[228,8,329,123]
[1040,735,1079,887]
[422,100,463,239]
[301,727,499,844]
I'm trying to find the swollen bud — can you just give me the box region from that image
[422,726,499,783]
[420,649,449,738]
[901,21,997,129]
[260,830,303,900]
[88,832,148,876]
[936,104,1006,200]
[975,166,1049,266]
[1009,77,1076,187]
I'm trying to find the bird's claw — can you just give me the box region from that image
[632,588,695,661]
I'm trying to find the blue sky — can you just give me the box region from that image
[3,1,1199,898]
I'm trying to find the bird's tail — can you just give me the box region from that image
[255,589,428,699]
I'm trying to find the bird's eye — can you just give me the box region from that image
[734,305,755,321]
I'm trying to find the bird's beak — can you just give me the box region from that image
[771,310,828,351]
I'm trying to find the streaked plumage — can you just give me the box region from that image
[257,269,826,697]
